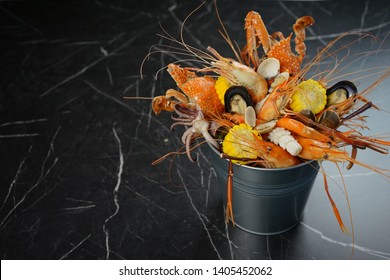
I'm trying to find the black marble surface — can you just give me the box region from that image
[1,0,390,260]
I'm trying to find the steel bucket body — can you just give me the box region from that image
[210,145,319,235]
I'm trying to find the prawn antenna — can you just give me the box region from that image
[180,1,209,65]
[213,0,242,63]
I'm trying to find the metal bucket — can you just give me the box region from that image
[209,144,319,235]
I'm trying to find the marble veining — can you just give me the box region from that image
[1,0,390,259]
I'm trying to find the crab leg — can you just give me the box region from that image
[241,11,272,68]
[293,16,314,62]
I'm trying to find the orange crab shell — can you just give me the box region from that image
[267,34,301,76]
[167,64,224,116]
[180,77,224,115]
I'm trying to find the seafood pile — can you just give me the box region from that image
[147,11,390,231]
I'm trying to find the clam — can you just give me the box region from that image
[269,72,289,93]
[326,80,357,107]
[224,86,254,114]
[244,106,257,127]
[318,110,340,129]
[257,57,280,80]
[255,119,277,134]
[254,94,268,114]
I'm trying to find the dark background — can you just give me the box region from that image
[1,0,389,259]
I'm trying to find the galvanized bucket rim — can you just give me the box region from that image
[208,142,318,172]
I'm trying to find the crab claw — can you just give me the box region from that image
[167,64,224,116]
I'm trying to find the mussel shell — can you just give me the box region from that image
[298,109,316,122]
[224,86,254,114]
[326,80,357,106]
[318,110,340,129]
[173,103,198,117]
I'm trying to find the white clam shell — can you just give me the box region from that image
[269,71,290,92]
[254,119,277,134]
[254,94,269,114]
[244,106,256,127]
[257,58,280,80]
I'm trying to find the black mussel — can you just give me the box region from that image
[173,103,198,117]
[326,80,357,107]
[298,109,316,122]
[224,86,254,114]
[295,109,316,127]
[318,110,340,129]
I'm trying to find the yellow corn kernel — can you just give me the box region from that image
[290,79,327,114]
[215,76,231,105]
[222,123,262,164]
